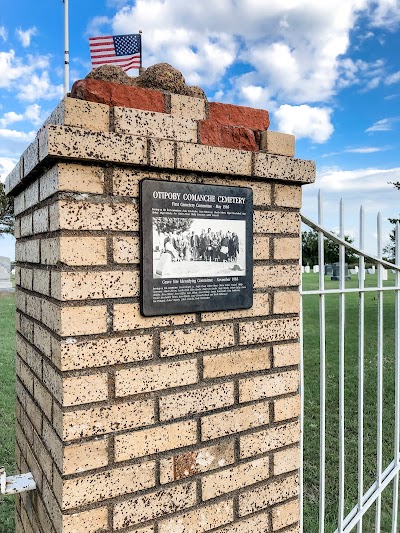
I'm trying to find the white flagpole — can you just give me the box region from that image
[63,0,70,95]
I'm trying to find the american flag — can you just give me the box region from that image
[89,34,141,71]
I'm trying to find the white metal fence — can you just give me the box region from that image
[300,191,400,532]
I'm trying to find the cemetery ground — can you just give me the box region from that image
[0,272,398,532]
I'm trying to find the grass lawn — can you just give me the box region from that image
[302,271,400,532]
[0,292,16,533]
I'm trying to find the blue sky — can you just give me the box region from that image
[1,0,400,259]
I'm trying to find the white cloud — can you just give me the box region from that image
[365,117,398,131]
[108,0,375,98]
[0,27,7,42]
[16,27,38,48]
[0,104,43,128]
[385,70,400,85]
[0,128,35,141]
[17,72,63,102]
[0,158,17,184]
[345,146,385,153]
[370,0,400,28]
[275,104,334,143]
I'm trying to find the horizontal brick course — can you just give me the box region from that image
[240,421,300,459]
[114,303,195,331]
[202,400,269,440]
[62,399,155,441]
[159,382,235,421]
[115,359,198,397]
[239,370,299,403]
[239,317,300,346]
[115,419,197,461]
[203,346,270,379]
[158,501,233,532]
[160,324,235,357]
[41,236,107,266]
[202,456,270,500]
[113,482,197,528]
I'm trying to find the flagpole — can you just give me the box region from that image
[139,30,144,74]
[63,0,70,95]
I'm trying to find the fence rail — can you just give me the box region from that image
[300,190,400,532]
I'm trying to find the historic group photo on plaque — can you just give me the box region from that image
[140,179,253,316]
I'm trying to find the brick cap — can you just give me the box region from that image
[71,78,166,113]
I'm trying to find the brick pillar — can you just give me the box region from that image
[6,85,315,532]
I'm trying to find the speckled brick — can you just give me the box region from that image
[116,359,198,397]
[254,210,300,234]
[13,191,25,215]
[216,512,269,532]
[239,370,299,403]
[176,142,252,175]
[62,462,155,509]
[201,177,272,206]
[149,138,175,168]
[113,482,197,529]
[274,184,302,208]
[113,236,140,263]
[63,373,108,406]
[159,441,235,484]
[159,382,235,421]
[240,421,300,459]
[41,236,107,266]
[254,235,270,259]
[254,265,300,289]
[274,237,300,260]
[50,200,139,232]
[260,130,295,157]
[201,400,269,441]
[54,334,153,371]
[16,240,40,263]
[62,508,109,533]
[170,93,207,120]
[158,500,233,532]
[62,399,155,441]
[32,206,49,234]
[41,302,108,336]
[274,290,301,314]
[238,473,299,516]
[160,323,234,357]
[22,139,39,178]
[114,107,197,142]
[115,420,197,461]
[203,346,271,379]
[293,158,316,182]
[24,180,39,209]
[274,343,301,368]
[239,317,300,346]
[51,270,139,301]
[114,302,195,331]
[275,394,300,422]
[275,445,300,476]
[272,499,300,531]
[200,292,269,322]
[33,272,49,297]
[39,125,147,166]
[202,456,270,500]
[20,214,33,237]
[45,96,110,132]
[20,268,33,290]
[40,163,105,200]
[63,438,109,475]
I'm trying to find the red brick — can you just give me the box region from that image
[71,79,166,113]
[199,122,257,151]
[208,102,270,130]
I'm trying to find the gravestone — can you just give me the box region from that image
[331,262,351,281]
[304,265,310,273]
[0,256,12,289]
[313,265,319,273]
[325,264,333,276]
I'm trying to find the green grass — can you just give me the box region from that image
[0,292,16,533]
[302,272,399,532]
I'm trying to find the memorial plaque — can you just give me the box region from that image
[140,179,253,316]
